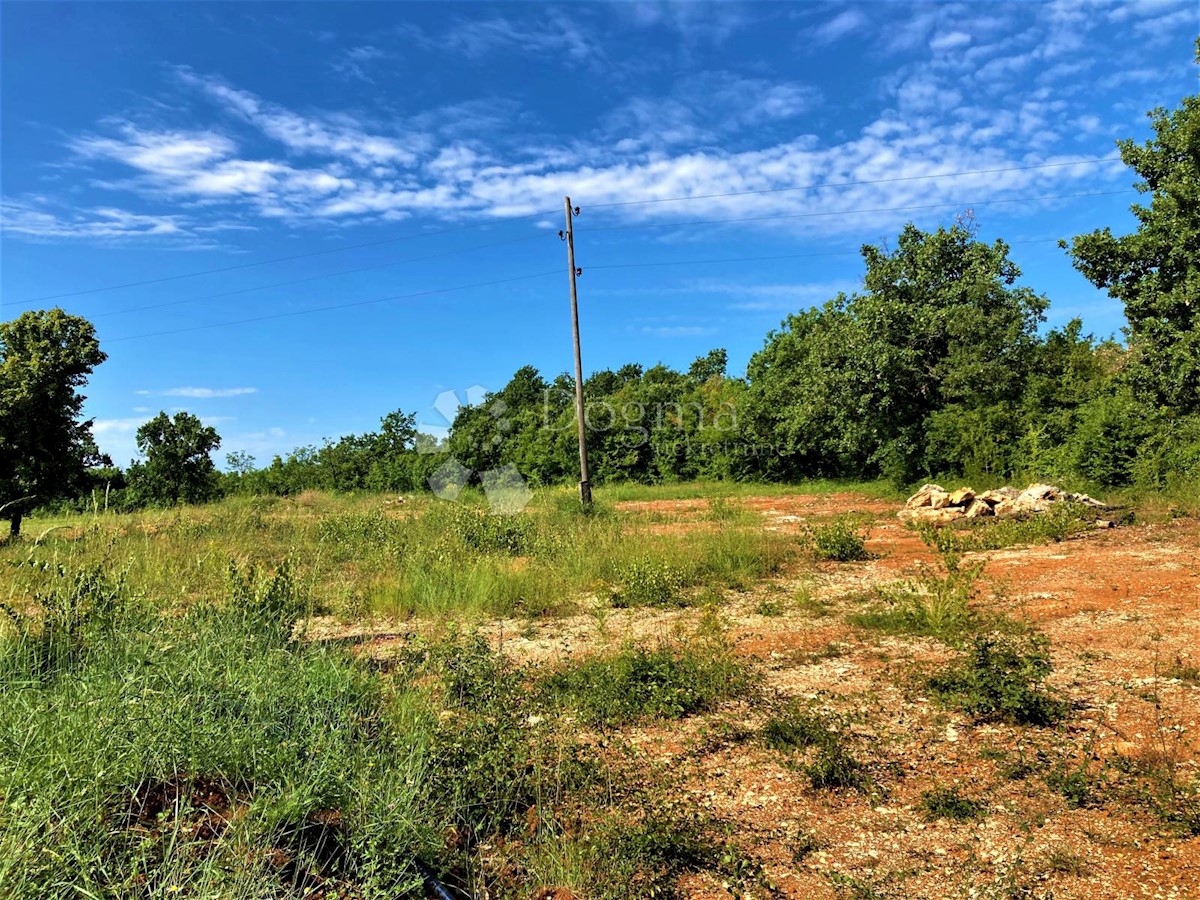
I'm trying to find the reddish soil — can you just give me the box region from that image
[321,492,1200,898]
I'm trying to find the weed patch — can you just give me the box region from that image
[611,559,688,608]
[920,786,987,821]
[927,632,1070,726]
[806,517,871,562]
[542,641,753,726]
[761,703,870,792]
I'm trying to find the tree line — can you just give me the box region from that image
[2,63,1197,536]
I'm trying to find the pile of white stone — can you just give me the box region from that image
[900,483,1108,524]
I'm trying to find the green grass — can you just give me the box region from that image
[919,786,987,821]
[760,703,871,792]
[595,478,899,504]
[848,559,984,644]
[0,564,438,897]
[3,487,795,624]
[913,503,1099,553]
[541,639,754,727]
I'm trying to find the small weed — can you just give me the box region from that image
[920,785,987,821]
[807,517,871,562]
[915,503,1096,553]
[1043,848,1086,876]
[927,632,1069,726]
[755,597,785,617]
[761,706,839,752]
[761,703,870,792]
[1046,759,1101,808]
[707,497,750,523]
[794,583,831,617]
[1162,652,1200,684]
[849,560,983,644]
[792,829,823,862]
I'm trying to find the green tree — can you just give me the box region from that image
[0,309,107,539]
[743,223,1048,484]
[128,411,221,505]
[1064,48,1200,413]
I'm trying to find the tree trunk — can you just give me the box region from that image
[8,511,21,541]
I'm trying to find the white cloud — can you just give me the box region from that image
[92,417,146,436]
[0,198,193,242]
[811,9,868,45]
[156,387,259,398]
[332,45,389,82]
[930,30,972,52]
[418,12,604,65]
[641,324,720,337]
[178,69,424,168]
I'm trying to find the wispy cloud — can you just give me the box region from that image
[5,0,1183,247]
[810,9,868,45]
[409,12,605,66]
[641,324,720,337]
[331,45,388,83]
[178,69,424,167]
[0,199,190,241]
[138,387,259,398]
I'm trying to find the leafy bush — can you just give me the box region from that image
[806,517,870,562]
[542,642,753,726]
[445,505,542,555]
[927,632,1069,726]
[317,509,405,554]
[227,558,306,642]
[611,559,688,608]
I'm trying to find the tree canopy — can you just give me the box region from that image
[128,412,222,506]
[0,308,107,537]
[1065,39,1200,414]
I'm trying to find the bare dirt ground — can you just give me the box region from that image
[322,492,1200,899]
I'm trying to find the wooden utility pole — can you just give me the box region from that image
[563,196,592,509]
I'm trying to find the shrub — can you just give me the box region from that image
[542,642,753,726]
[227,558,306,642]
[927,632,1069,726]
[611,559,688,608]
[0,558,132,679]
[446,505,541,555]
[806,517,870,562]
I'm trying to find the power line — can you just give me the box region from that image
[582,189,1137,233]
[586,156,1124,210]
[102,235,1068,342]
[92,233,545,319]
[584,237,1065,272]
[103,269,561,343]
[18,209,560,305]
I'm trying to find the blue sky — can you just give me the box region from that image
[2,1,1197,468]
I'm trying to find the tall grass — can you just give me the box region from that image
[0,563,437,897]
[3,488,796,623]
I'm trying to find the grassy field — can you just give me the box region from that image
[0,482,845,899]
[3,481,1197,899]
